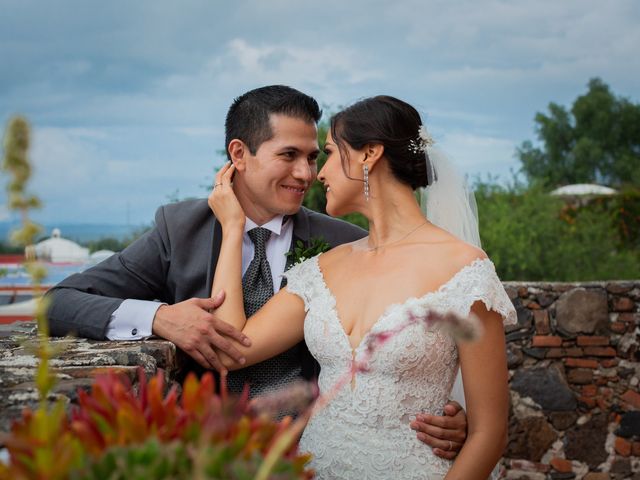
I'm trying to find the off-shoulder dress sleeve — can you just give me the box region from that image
[281,255,323,312]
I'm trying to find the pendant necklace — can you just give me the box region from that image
[367,221,428,251]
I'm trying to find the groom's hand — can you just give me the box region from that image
[152,292,251,373]
[410,401,467,459]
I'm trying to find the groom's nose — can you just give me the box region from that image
[291,157,316,184]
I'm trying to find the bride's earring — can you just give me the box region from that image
[363,165,370,201]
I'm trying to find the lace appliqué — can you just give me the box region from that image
[284,255,516,479]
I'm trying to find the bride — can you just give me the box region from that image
[209,95,515,479]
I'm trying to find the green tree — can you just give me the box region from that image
[518,78,640,189]
[475,179,640,281]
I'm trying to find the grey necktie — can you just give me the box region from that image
[226,229,304,400]
[243,227,274,317]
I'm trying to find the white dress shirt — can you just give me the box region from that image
[106,215,294,340]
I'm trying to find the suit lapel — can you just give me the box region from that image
[280,208,311,289]
[291,207,311,244]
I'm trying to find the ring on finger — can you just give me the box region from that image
[448,440,453,451]
[213,183,223,189]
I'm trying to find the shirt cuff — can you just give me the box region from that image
[106,299,166,340]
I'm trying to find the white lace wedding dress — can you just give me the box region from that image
[284,254,516,480]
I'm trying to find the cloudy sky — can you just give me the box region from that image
[1,0,639,226]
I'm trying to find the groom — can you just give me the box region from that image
[47,85,467,459]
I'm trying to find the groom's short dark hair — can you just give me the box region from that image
[225,85,322,159]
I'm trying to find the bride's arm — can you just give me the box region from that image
[208,162,306,372]
[444,301,509,480]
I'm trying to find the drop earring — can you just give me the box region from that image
[363,165,369,201]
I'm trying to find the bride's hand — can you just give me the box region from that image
[208,161,245,232]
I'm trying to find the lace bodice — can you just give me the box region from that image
[284,255,516,480]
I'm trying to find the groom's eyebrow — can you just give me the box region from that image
[279,146,320,158]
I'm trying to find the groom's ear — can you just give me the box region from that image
[227,139,248,172]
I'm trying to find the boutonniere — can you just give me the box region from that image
[286,237,331,268]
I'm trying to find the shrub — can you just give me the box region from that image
[475,181,640,281]
[0,369,312,480]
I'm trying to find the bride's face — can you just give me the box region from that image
[318,130,365,217]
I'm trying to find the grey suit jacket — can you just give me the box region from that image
[47,199,366,341]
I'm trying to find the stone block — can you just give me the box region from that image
[550,457,573,473]
[614,436,632,456]
[507,329,535,342]
[564,413,609,468]
[578,396,597,409]
[600,358,620,368]
[618,313,639,323]
[511,365,577,411]
[565,358,599,369]
[549,411,578,430]
[537,293,556,308]
[577,336,610,346]
[532,335,563,348]
[583,347,617,357]
[509,459,550,473]
[610,458,631,477]
[567,369,593,385]
[546,348,583,359]
[507,299,534,334]
[550,472,575,479]
[507,343,524,369]
[607,283,634,294]
[533,310,550,335]
[556,288,609,334]
[523,348,547,360]
[0,332,180,434]
[621,389,640,410]
[583,474,610,480]
[505,471,546,480]
[613,297,635,312]
[506,415,558,462]
[609,321,627,333]
[504,286,518,300]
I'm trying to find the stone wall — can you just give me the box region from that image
[0,281,638,479]
[502,281,640,480]
[0,321,184,434]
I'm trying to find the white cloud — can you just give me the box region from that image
[225,39,383,86]
[438,131,519,180]
[174,126,221,138]
[30,127,100,190]
[1,0,638,225]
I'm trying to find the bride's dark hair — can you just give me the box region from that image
[330,96,431,190]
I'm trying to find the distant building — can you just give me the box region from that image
[33,228,89,263]
[550,183,618,207]
[550,183,618,197]
[0,229,116,324]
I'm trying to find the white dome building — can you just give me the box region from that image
[550,183,618,197]
[88,249,115,265]
[33,228,89,263]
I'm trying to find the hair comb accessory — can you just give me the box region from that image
[408,125,435,154]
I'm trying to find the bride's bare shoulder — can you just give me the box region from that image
[449,239,487,267]
[319,238,363,265]
[418,226,487,271]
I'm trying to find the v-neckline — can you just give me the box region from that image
[311,254,489,354]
